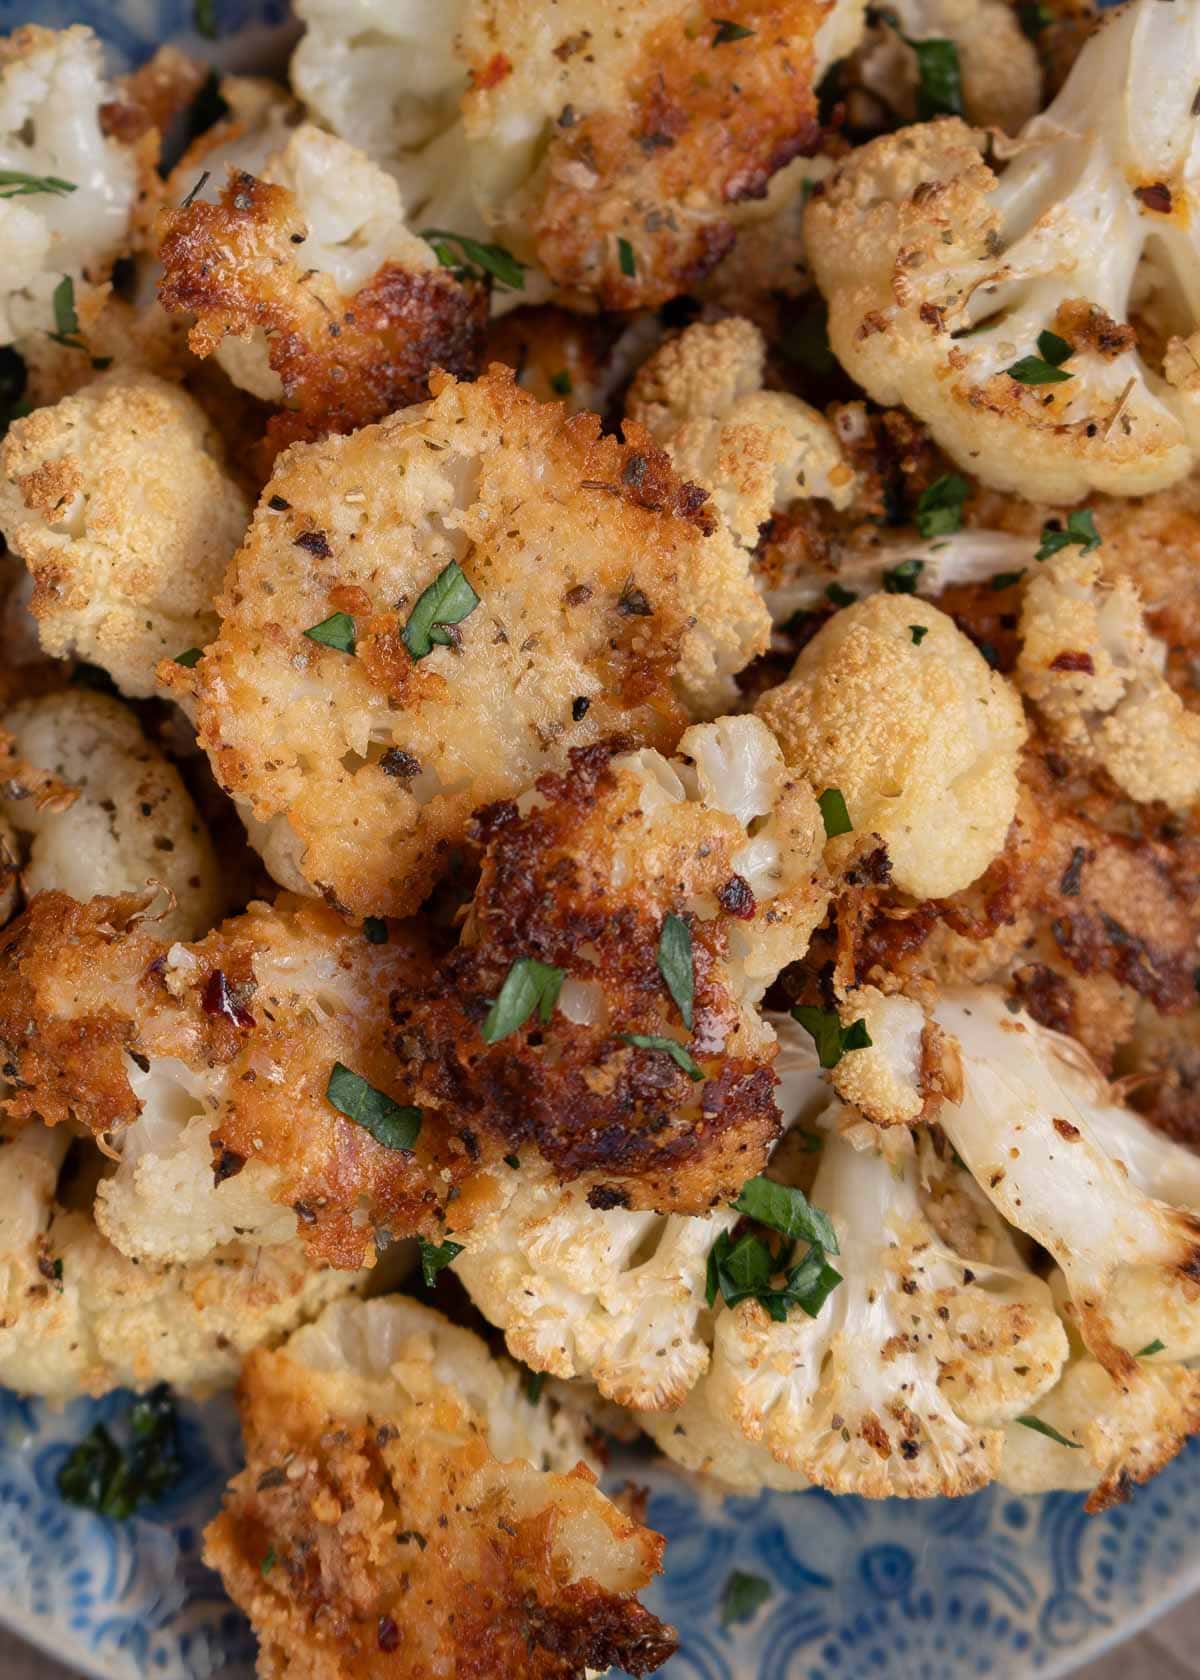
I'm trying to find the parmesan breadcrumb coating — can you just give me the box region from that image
[626,318,859,550]
[0,369,251,697]
[164,367,769,919]
[755,593,1027,899]
[203,1295,676,1679]
[0,688,221,941]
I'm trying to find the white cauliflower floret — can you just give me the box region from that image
[640,1382,811,1492]
[0,1118,356,1402]
[808,0,1200,502]
[755,592,1027,898]
[0,369,251,696]
[1018,546,1200,808]
[0,26,142,346]
[1000,1351,1200,1510]
[934,984,1200,1376]
[695,1107,1066,1497]
[827,985,931,1127]
[626,318,860,551]
[0,689,221,941]
[203,1294,676,1679]
[857,0,1042,132]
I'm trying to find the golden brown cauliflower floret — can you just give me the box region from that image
[164,366,769,920]
[807,0,1200,504]
[0,369,251,696]
[626,318,859,550]
[0,688,221,941]
[0,1118,356,1402]
[203,1296,676,1680]
[400,719,831,1213]
[756,593,1027,899]
[1018,547,1200,810]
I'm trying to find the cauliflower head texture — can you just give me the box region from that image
[856,0,1042,132]
[0,369,251,697]
[203,1294,677,1679]
[164,367,769,919]
[808,0,1200,502]
[755,592,1026,898]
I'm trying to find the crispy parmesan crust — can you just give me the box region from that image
[157,170,488,455]
[473,0,826,308]
[204,1340,675,1679]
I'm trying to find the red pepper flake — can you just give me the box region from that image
[1049,650,1095,673]
[202,968,256,1029]
[717,874,756,919]
[1134,182,1173,214]
[471,51,511,90]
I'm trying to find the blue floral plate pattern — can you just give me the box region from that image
[2,0,1195,1675]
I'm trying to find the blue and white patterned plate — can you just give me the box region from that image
[3,1,1196,1675]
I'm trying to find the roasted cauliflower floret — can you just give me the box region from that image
[701,1115,1066,1497]
[0,369,251,696]
[0,26,144,346]
[1018,546,1200,809]
[856,0,1042,131]
[164,366,769,919]
[203,1295,677,1679]
[755,593,1026,899]
[808,0,1200,502]
[158,126,487,454]
[1000,1351,1200,1512]
[400,720,830,1212]
[626,318,859,550]
[0,689,220,941]
[0,1118,355,1401]
[934,985,1200,1377]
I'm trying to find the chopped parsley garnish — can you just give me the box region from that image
[826,581,858,608]
[481,958,564,1043]
[303,611,356,654]
[362,917,388,944]
[1006,330,1074,385]
[910,624,929,645]
[733,1175,839,1254]
[914,472,969,538]
[990,569,1027,590]
[712,18,755,43]
[549,369,573,396]
[909,36,963,119]
[706,1228,842,1322]
[325,1063,421,1151]
[194,0,217,36]
[790,1004,872,1070]
[418,1236,464,1286]
[817,786,852,839]
[618,237,637,278]
[57,1384,183,1519]
[720,1570,774,1627]
[504,1153,522,1169]
[1137,1338,1166,1358]
[0,170,75,199]
[523,1368,546,1404]
[1035,507,1100,561]
[882,557,924,595]
[260,1546,277,1577]
[657,912,694,1029]
[402,560,480,660]
[48,275,89,355]
[1014,1415,1082,1449]
[173,647,203,668]
[619,1032,704,1081]
[422,229,525,290]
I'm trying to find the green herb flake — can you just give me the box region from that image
[882,557,924,595]
[1006,330,1074,385]
[797,1128,824,1154]
[0,170,76,200]
[47,274,92,355]
[914,472,969,538]
[523,1368,546,1405]
[418,1237,464,1287]
[618,237,637,278]
[260,1546,277,1578]
[57,1383,183,1519]
[791,1004,872,1070]
[194,0,217,36]
[1019,1,1054,35]
[303,611,356,654]
[990,569,1027,590]
[817,786,852,839]
[362,917,388,944]
[657,912,694,1028]
[712,18,755,43]
[1137,1338,1166,1358]
[733,1174,840,1254]
[826,581,858,608]
[173,647,203,668]
[706,1228,841,1321]
[401,560,480,660]
[1015,1415,1082,1449]
[481,957,564,1044]
[549,369,573,396]
[619,1032,704,1081]
[504,1153,522,1170]
[325,1063,421,1151]
[721,1569,774,1627]
[1035,507,1101,561]
[910,624,929,645]
[909,36,963,119]
[422,229,525,290]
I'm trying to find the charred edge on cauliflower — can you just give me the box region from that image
[157,169,489,455]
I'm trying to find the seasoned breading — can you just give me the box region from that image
[0,368,251,696]
[203,1296,676,1679]
[164,367,769,918]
